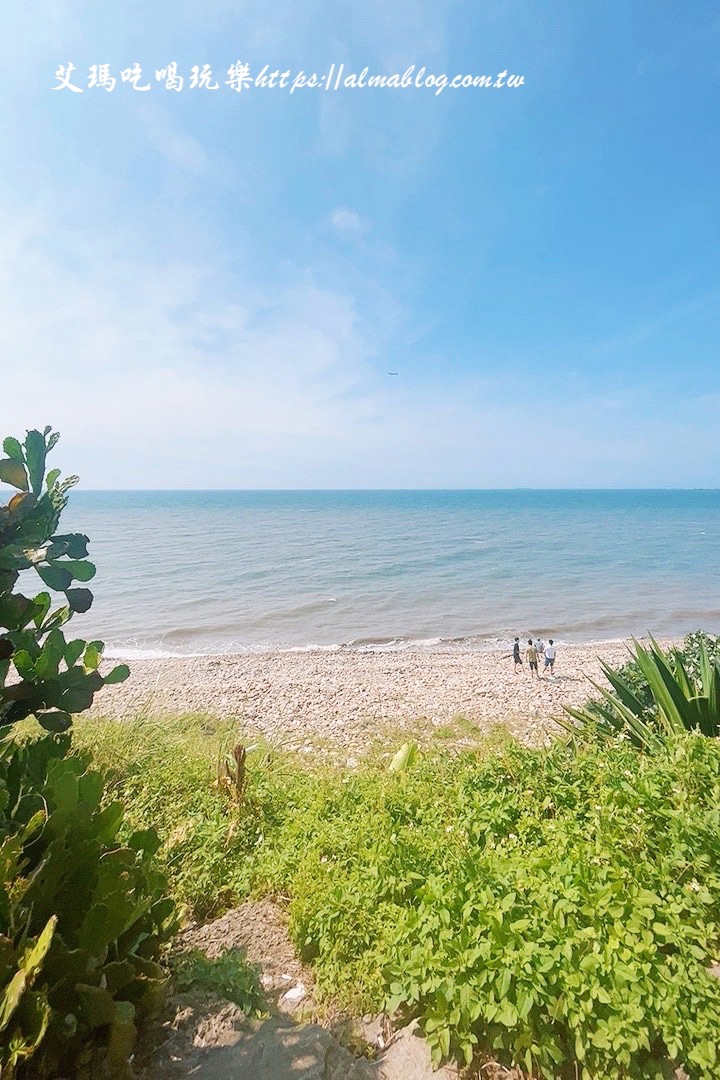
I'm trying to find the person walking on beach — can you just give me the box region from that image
[543,639,557,675]
[535,636,544,656]
[512,637,523,673]
[526,638,539,677]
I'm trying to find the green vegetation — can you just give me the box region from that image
[0,428,129,732]
[0,731,176,1077]
[75,713,337,919]
[0,429,174,1077]
[579,630,720,721]
[172,949,264,1014]
[80,713,720,1080]
[4,427,719,1078]
[562,634,720,750]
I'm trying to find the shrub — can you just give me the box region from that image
[0,427,128,733]
[0,730,176,1078]
[81,716,720,1079]
[561,636,720,750]
[584,630,720,721]
[0,427,175,1076]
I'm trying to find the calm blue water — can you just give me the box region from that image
[58,490,720,656]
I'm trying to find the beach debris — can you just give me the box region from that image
[388,741,418,773]
[281,982,307,1004]
[217,742,247,805]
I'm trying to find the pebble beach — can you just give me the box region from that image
[93,638,668,753]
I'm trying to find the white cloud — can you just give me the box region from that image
[1,214,717,489]
[0,215,388,486]
[327,207,367,237]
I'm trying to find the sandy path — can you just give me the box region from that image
[92,639,663,753]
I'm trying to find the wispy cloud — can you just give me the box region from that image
[590,288,720,355]
[0,215,385,485]
[2,208,718,489]
[137,103,210,175]
[327,207,368,237]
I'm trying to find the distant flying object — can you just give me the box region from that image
[387,371,399,376]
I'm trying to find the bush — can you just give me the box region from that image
[0,730,176,1078]
[585,630,720,721]
[0,427,128,733]
[0,427,175,1076]
[561,636,720,750]
[381,738,720,1078]
[82,716,720,1079]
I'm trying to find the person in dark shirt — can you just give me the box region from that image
[513,636,523,673]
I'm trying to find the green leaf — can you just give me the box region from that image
[128,829,162,858]
[94,801,125,843]
[104,998,137,1067]
[22,916,58,980]
[49,534,89,559]
[496,1000,518,1027]
[634,640,693,732]
[0,595,36,631]
[2,437,23,463]
[575,1032,586,1061]
[12,651,35,679]
[36,564,72,592]
[24,430,47,496]
[61,560,96,583]
[76,983,116,1029]
[66,589,93,613]
[599,662,650,718]
[0,459,28,492]
[37,711,73,733]
[0,916,56,1034]
[40,604,71,631]
[64,639,87,667]
[58,685,95,713]
[84,643,102,671]
[104,664,130,685]
[32,593,52,628]
[389,741,418,773]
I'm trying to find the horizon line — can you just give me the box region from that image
[69,486,720,493]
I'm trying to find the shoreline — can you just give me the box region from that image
[93,636,677,754]
[102,630,667,662]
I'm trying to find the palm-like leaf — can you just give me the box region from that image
[560,638,720,751]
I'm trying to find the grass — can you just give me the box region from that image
[172,948,265,1014]
[75,713,720,1079]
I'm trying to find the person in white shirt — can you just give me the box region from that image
[543,639,557,674]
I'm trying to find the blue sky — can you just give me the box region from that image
[1,0,718,487]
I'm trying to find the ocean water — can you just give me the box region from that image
[57,490,720,657]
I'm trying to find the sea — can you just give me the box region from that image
[58,490,720,659]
